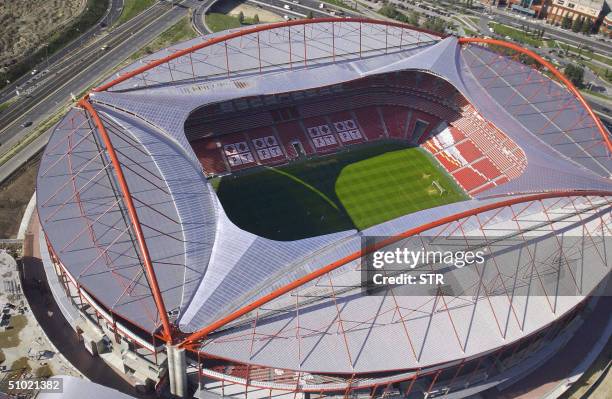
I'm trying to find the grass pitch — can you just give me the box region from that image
[214,142,467,240]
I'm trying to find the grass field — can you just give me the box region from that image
[205,13,245,33]
[214,142,467,240]
[117,0,155,25]
[489,22,544,47]
[128,15,197,61]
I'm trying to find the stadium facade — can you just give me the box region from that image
[35,19,611,398]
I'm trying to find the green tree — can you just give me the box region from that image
[379,4,400,19]
[407,11,420,27]
[572,17,583,33]
[581,18,593,34]
[307,10,314,19]
[564,64,585,87]
[238,11,245,25]
[423,17,448,34]
[561,15,572,29]
[253,14,260,24]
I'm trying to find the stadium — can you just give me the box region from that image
[35,18,611,398]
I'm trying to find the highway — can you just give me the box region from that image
[0,0,125,104]
[0,1,190,155]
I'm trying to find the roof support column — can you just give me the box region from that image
[167,344,188,398]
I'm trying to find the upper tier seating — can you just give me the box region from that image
[191,77,526,198]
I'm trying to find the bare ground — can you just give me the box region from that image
[228,4,283,23]
[0,0,85,67]
[0,157,39,239]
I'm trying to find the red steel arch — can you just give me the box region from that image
[180,190,611,347]
[458,37,612,154]
[93,17,445,93]
[78,99,174,342]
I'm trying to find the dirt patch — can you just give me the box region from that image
[0,157,40,239]
[0,315,28,348]
[0,0,85,67]
[34,364,53,378]
[228,3,283,23]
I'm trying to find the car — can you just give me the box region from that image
[21,121,33,128]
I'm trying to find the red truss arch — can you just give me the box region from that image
[458,37,612,154]
[180,190,612,347]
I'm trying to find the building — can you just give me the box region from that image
[35,19,611,399]
[506,0,549,18]
[546,0,610,27]
[600,10,612,34]
[479,0,548,17]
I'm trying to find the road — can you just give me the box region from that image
[487,8,612,54]
[0,0,125,104]
[192,0,216,34]
[429,0,612,54]
[0,1,189,155]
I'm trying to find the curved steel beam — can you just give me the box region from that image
[458,37,612,153]
[93,17,444,92]
[180,190,611,347]
[78,99,173,342]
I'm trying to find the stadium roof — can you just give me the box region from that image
[37,19,611,372]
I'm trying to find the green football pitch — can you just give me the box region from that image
[213,142,468,241]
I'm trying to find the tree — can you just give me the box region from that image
[561,15,572,29]
[253,14,260,24]
[571,16,583,33]
[407,11,419,27]
[307,10,314,19]
[238,11,244,25]
[581,18,593,34]
[564,64,585,87]
[379,4,400,20]
[423,17,448,34]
